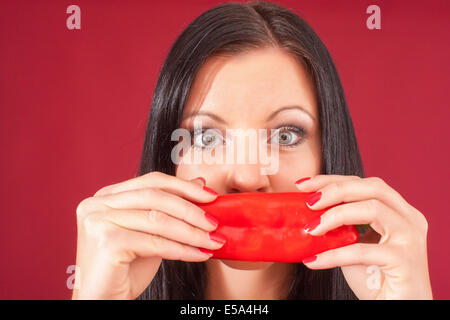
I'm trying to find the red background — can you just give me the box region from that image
[1,0,449,299]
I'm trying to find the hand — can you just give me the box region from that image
[295,174,432,300]
[72,172,225,299]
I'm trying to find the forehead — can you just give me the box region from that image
[182,47,318,124]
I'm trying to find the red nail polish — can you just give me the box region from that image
[209,231,226,244]
[199,248,214,257]
[304,216,321,233]
[295,177,311,184]
[306,192,322,207]
[302,255,317,263]
[203,186,218,195]
[204,212,219,228]
[194,177,206,186]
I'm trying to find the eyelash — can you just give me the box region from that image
[189,128,222,150]
[187,124,308,150]
[275,124,308,148]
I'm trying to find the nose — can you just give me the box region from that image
[225,163,271,193]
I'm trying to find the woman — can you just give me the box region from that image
[72,1,432,299]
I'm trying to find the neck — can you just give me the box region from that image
[204,259,295,300]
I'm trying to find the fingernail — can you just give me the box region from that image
[302,255,317,263]
[209,231,226,244]
[204,212,219,228]
[193,177,206,186]
[203,186,218,195]
[295,177,311,184]
[304,216,321,233]
[306,192,322,207]
[199,248,214,257]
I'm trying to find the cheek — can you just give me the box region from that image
[175,148,228,183]
[175,148,200,178]
[271,146,321,190]
[175,157,203,180]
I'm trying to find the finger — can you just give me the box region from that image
[295,174,360,192]
[122,229,214,262]
[190,177,206,187]
[102,208,226,250]
[302,243,398,269]
[302,177,413,218]
[305,199,405,241]
[94,171,217,203]
[98,187,219,232]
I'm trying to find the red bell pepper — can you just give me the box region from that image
[193,192,359,263]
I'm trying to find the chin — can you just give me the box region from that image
[217,259,274,270]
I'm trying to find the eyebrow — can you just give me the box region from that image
[183,110,229,125]
[182,105,315,125]
[266,105,315,122]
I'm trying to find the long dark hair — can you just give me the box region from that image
[136,0,364,300]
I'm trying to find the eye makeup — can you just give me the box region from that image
[271,123,308,148]
[184,123,309,150]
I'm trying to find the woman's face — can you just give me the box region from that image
[176,46,322,270]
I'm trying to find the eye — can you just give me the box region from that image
[192,128,224,149]
[269,125,306,147]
